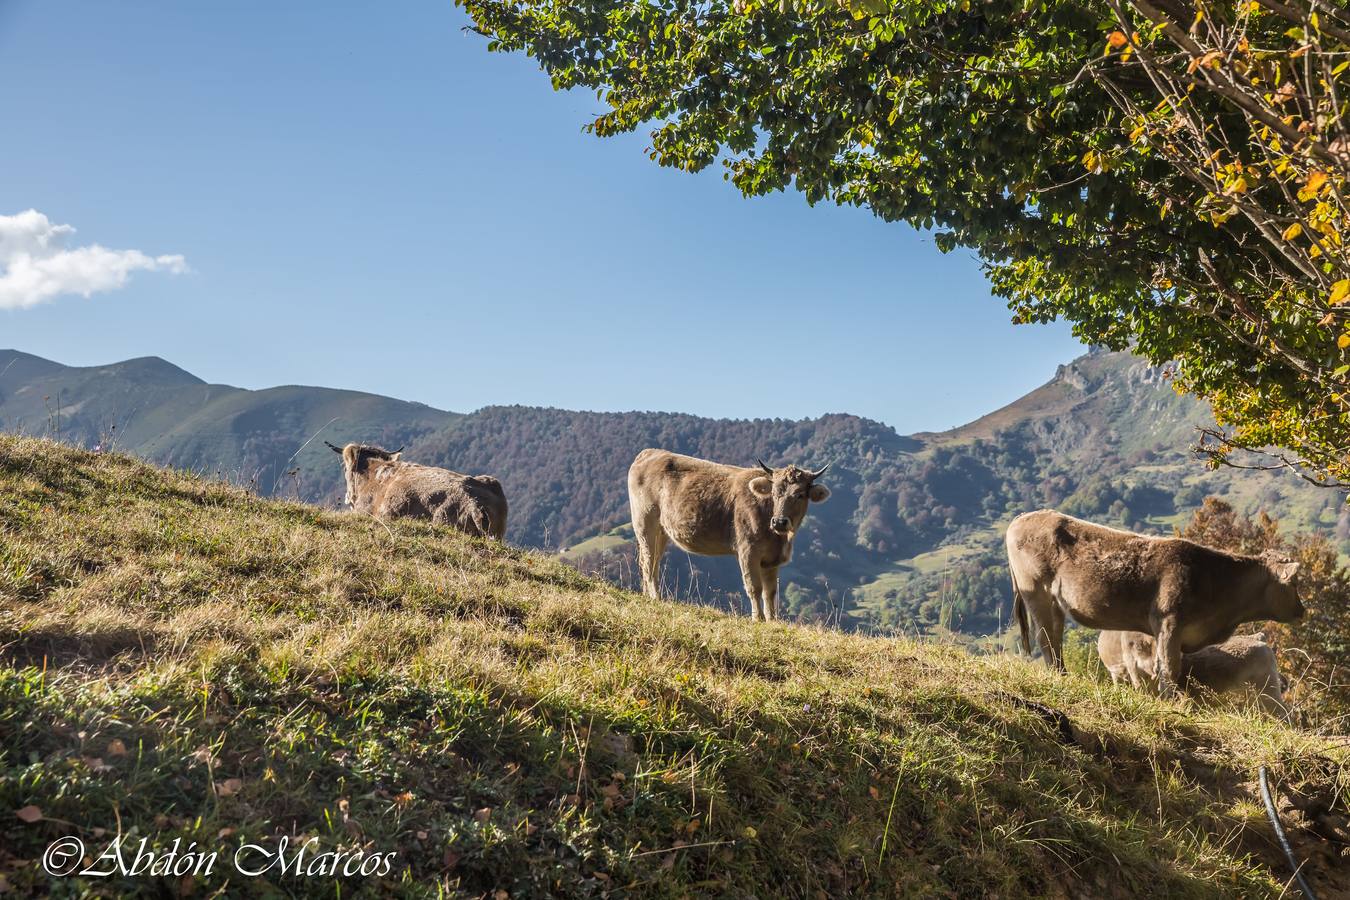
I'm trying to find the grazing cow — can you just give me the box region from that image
[626,449,830,621]
[1098,630,1288,715]
[1006,509,1303,694]
[326,442,507,540]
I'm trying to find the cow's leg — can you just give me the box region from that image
[633,510,667,600]
[1125,663,1145,691]
[761,565,780,621]
[1041,606,1067,673]
[1026,590,1066,672]
[737,548,764,621]
[1153,617,1183,698]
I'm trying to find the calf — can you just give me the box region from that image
[1098,630,1288,715]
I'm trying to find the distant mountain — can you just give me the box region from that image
[4,348,1343,635]
[0,349,460,499]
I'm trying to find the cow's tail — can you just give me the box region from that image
[1011,575,1031,657]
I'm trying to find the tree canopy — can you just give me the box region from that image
[459,0,1350,480]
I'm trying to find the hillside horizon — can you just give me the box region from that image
[3,346,1343,637]
[0,345,1042,436]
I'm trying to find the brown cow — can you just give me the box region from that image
[1006,509,1302,694]
[1098,630,1288,716]
[326,442,507,540]
[626,449,830,621]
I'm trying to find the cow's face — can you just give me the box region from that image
[326,442,401,507]
[749,461,830,535]
[1261,551,1305,621]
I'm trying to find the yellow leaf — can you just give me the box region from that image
[1331,279,1350,305]
[1307,171,1329,194]
[1337,332,1350,348]
[1283,222,1304,240]
[1107,30,1129,49]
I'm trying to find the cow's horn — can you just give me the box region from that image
[325,441,344,453]
[757,458,773,475]
[391,446,404,455]
[807,463,830,479]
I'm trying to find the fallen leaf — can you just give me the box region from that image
[474,807,492,824]
[416,830,428,841]
[443,850,461,869]
[868,786,881,800]
[14,805,42,824]
[215,778,243,797]
[106,739,128,757]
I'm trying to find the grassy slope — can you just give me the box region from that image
[0,436,1345,898]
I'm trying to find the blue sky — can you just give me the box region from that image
[0,1,1085,434]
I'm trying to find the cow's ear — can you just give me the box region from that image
[391,452,403,461]
[1279,561,1300,582]
[749,476,772,497]
[808,484,830,503]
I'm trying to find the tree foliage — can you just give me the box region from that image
[459,0,1350,480]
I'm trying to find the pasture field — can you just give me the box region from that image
[0,435,1346,897]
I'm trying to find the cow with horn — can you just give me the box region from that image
[626,449,830,621]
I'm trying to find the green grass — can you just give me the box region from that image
[0,435,1346,898]
[559,525,634,561]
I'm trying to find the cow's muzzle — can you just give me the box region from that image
[769,516,790,534]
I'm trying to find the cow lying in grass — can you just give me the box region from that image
[1006,509,1303,695]
[326,442,507,540]
[1098,630,1288,716]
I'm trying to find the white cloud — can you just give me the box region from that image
[0,209,188,310]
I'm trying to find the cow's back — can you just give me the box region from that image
[628,449,744,555]
[370,463,507,539]
[1008,510,1176,631]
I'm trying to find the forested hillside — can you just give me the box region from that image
[413,352,1349,632]
[4,348,1344,634]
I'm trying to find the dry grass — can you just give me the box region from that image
[0,435,1346,898]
